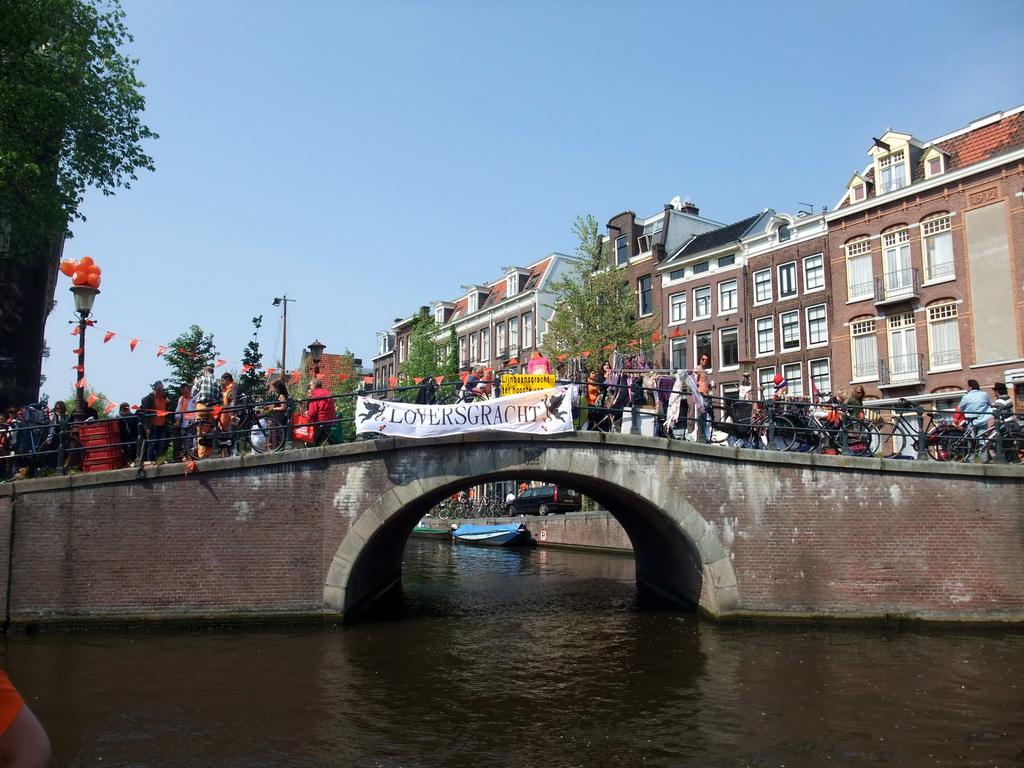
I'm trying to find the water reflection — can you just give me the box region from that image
[3,539,1023,767]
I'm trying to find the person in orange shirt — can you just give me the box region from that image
[218,373,239,457]
[0,669,51,767]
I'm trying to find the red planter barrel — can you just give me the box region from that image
[77,420,126,473]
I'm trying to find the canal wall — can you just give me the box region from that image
[1,432,1023,627]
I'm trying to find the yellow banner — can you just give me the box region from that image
[502,374,556,395]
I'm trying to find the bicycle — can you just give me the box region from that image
[962,418,1024,464]
[886,400,970,462]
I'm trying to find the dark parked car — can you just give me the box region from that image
[508,485,582,516]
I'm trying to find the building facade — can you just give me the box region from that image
[827,105,1024,410]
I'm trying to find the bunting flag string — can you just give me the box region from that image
[129,339,139,351]
[157,346,168,357]
[104,331,115,343]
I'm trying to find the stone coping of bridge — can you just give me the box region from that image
[3,431,1020,497]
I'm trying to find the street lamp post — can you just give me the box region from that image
[272,295,296,377]
[70,285,99,421]
[308,340,326,376]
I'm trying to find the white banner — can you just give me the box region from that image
[355,387,574,439]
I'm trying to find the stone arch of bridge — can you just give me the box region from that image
[323,436,739,621]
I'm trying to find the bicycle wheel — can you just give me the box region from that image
[705,404,732,444]
[844,419,880,457]
[887,419,916,458]
[765,414,800,452]
[996,424,1024,464]
[246,415,286,454]
[926,425,970,462]
[182,421,213,461]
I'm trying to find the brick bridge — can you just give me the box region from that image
[1,432,1022,627]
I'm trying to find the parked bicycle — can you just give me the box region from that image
[886,400,969,462]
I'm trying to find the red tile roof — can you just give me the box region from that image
[934,109,1024,168]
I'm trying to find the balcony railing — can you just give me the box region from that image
[874,267,919,305]
[878,353,924,387]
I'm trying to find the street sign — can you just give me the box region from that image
[501,374,556,395]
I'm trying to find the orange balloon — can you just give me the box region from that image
[86,272,100,288]
[91,265,102,276]
[79,256,94,268]
[59,260,76,277]
[72,271,88,286]
[94,275,101,288]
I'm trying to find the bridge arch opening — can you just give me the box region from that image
[324,439,737,622]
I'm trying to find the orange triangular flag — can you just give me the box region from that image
[155,410,171,418]
[87,393,98,407]
[130,339,139,351]
[459,372,470,383]
[388,377,398,389]
[186,459,196,476]
[71,327,80,336]
[362,376,374,385]
[75,377,87,388]
[71,347,83,355]
[103,402,117,414]
[242,364,253,372]
[71,365,83,371]
[672,327,681,337]
[157,346,168,357]
[413,378,423,385]
[556,354,568,360]
[581,350,591,357]
[507,358,518,366]
[104,331,115,343]
[289,370,300,384]
[212,405,224,418]
[216,359,227,368]
[652,331,660,342]
[337,374,349,382]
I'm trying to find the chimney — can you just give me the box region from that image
[680,197,699,216]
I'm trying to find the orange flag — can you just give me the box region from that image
[413,378,423,384]
[87,393,98,407]
[337,373,349,382]
[652,331,660,342]
[75,377,87,388]
[388,377,398,389]
[212,405,224,418]
[242,364,254,372]
[265,368,277,378]
[104,331,115,343]
[71,347,83,355]
[71,365,83,371]
[362,376,374,385]
[216,359,227,368]
[130,339,139,351]
[672,327,682,337]
[103,402,117,414]
[71,327,80,336]
[507,358,519,366]
[290,370,301,385]
[157,346,168,357]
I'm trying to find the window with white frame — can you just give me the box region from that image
[879,150,907,194]
[780,310,800,350]
[755,316,774,355]
[694,286,711,319]
[469,332,479,362]
[927,301,960,370]
[638,275,653,316]
[521,312,533,348]
[718,279,737,313]
[615,235,629,266]
[719,327,739,368]
[696,331,712,365]
[495,322,505,354]
[398,337,406,363]
[670,337,688,370]
[669,292,686,324]
[458,335,467,365]
[846,239,873,301]
[506,275,519,298]
[851,317,878,379]
[882,227,913,295]
[922,215,954,282]
[806,304,827,346]
[754,269,772,303]
[809,358,831,396]
[778,262,797,299]
[803,253,824,291]
[481,328,490,361]
[758,367,777,398]
[783,362,803,397]
[508,316,519,352]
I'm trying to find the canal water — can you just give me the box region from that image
[3,538,1022,767]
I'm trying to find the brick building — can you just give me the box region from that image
[826,104,1024,410]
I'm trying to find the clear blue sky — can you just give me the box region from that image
[40,0,1024,405]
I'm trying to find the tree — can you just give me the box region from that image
[543,214,656,361]
[162,326,216,394]
[0,0,157,408]
[238,315,267,404]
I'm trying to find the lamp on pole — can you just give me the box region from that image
[308,340,326,376]
[272,295,296,377]
[70,285,99,421]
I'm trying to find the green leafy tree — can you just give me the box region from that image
[238,315,267,404]
[0,0,157,407]
[544,214,656,361]
[163,325,216,394]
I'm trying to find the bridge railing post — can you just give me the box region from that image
[765,398,775,448]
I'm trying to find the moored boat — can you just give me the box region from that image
[451,522,533,547]
[410,524,453,540]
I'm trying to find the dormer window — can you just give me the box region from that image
[464,286,489,314]
[878,150,907,194]
[922,147,947,179]
[505,268,530,298]
[846,172,871,205]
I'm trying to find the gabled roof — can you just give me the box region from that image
[443,256,556,321]
[932,108,1024,168]
[669,212,768,260]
